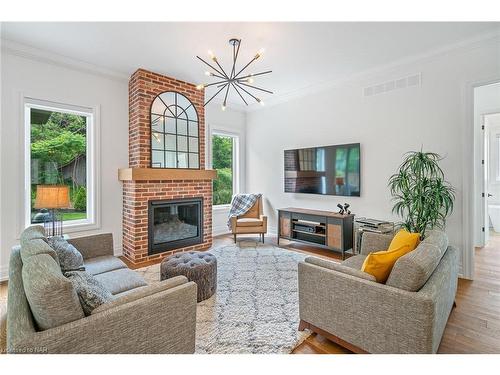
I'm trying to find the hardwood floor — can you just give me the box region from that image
[0,282,7,305]
[1,233,499,353]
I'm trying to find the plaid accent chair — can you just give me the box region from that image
[229,196,267,243]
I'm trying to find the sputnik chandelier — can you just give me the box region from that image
[196,38,273,110]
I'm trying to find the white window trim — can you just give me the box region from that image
[22,96,101,234]
[495,133,500,182]
[209,129,240,209]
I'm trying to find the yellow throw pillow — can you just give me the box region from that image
[388,229,420,252]
[361,245,412,283]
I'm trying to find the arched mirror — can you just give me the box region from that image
[150,91,199,169]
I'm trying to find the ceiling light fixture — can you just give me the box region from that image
[196,38,273,110]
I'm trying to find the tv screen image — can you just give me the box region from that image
[284,143,360,197]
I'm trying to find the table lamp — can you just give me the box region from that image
[34,185,70,237]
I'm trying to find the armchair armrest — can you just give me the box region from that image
[260,215,268,231]
[298,261,434,353]
[359,232,393,255]
[230,216,237,232]
[10,281,197,353]
[305,257,376,281]
[68,233,114,259]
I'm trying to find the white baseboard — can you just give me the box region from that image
[113,242,123,257]
[212,227,277,238]
[213,225,231,237]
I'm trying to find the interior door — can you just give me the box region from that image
[483,114,490,244]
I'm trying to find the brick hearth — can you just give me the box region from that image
[121,69,213,265]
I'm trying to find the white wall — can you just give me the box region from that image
[0,47,246,280]
[205,104,247,236]
[246,38,500,277]
[0,51,129,280]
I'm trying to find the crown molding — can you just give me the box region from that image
[2,28,499,112]
[1,38,130,82]
[1,38,250,113]
[246,29,500,113]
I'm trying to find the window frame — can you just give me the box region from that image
[150,91,200,170]
[209,130,240,209]
[23,97,100,233]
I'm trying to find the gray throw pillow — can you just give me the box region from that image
[48,236,84,272]
[64,270,114,315]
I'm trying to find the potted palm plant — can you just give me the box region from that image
[388,150,455,239]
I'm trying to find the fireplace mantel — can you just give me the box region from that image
[118,168,217,181]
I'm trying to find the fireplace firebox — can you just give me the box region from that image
[148,197,203,255]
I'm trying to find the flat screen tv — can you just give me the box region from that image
[284,143,360,196]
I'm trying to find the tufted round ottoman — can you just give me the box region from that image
[160,252,217,302]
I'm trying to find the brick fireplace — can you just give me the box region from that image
[119,69,216,265]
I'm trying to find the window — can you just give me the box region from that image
[25,99,97,230]
[212,133,238,206]
[150,91,199,169]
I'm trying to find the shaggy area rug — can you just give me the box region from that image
[136,240,311,354]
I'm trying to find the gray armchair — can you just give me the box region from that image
[298,230,458,353]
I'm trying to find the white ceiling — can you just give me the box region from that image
[2,22,499,108]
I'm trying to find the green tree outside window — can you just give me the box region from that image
[30,109,88,223]
[212,135,234,205]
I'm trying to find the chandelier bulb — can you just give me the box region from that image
[196,84,205,90]
[255,48,265,59]
[204,71,211,76]
[221,104,226,111]
[258,99,265,106]
[247,78,254,83]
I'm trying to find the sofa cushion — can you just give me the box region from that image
[341,254,367,270]
[20,225,46,245]
[236,218,264,227]
[359,232,393,255]
[421,230,449,255]
[92,276,188,315]
[306,257,376,282]
[19,226,58,264]
[84,256,127,276]
[65,270,114,315]
[22,253,84,330]
[47,236,84,272]
[93,268,147,295]
[361,245,412,283]
[67,233,114,260]
[386,230,449,291]
[388,229,420,252]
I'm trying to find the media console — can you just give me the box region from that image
[277,207,354,260]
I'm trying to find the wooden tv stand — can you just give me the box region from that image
[277,207,354,260]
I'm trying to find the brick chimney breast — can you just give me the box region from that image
[122,69,212,265]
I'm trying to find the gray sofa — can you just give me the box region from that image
[298,230,458,354]
[7,226,197,354]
